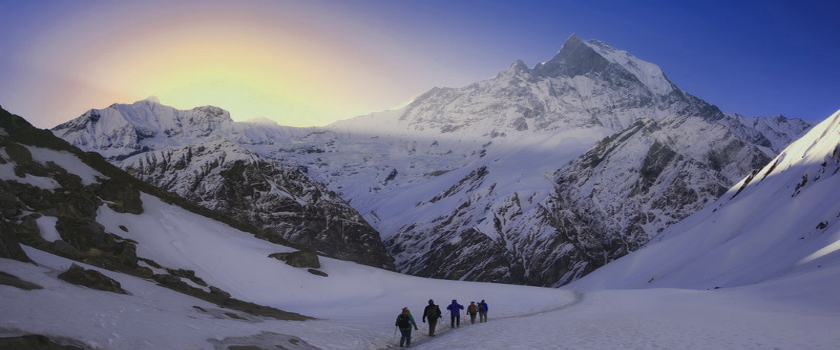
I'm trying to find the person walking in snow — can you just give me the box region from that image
[467,301,478,324]
[478,299,488,323]
[395,307,419,347]
[422,299,442,336]
[446,299,464,328]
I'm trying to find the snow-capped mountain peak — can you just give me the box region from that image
[143,95,161,104]
[533,33,607,78]
[534,34,674,97]
[584,39,675,96]
[504,59,530,74]
[243,116,280,126]
[53,98,236,158]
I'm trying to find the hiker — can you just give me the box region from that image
[467,301,478,324]
[446,299,464,328]
[395,307,419,347]
[422,299,442,336]
[478,299,489,323]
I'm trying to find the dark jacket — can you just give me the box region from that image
[423,304,441,322]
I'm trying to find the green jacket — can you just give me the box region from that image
[395,312,417,330]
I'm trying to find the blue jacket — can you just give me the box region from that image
[446,300,464,315]
[479,301,488,312]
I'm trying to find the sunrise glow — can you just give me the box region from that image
[5,1,445,127]
[1,1,837,128]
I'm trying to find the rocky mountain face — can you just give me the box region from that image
[568,109,840,291]
[52,35,811,286]
[121,141,391,268]
[53,99,394,270]
[0,106,311,322]
[536,114,776,285]
[315,35,811,286]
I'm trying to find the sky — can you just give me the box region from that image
[1,0,838,129]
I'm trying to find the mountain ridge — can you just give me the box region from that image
[569,109,840,290]
[51,36,812,286]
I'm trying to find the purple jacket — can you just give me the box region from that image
[446,300,464,315]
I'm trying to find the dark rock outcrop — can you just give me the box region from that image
[0,335,84,350]
[0,217,31,263]
[57,263,128,294]
[0,270,42,290]
[269,250,321,269]
[307,269,328,277]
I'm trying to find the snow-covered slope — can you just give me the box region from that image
[722,113,813,152]
[0,109,567,347]
[4,107,839,349]
[52,35,811,287]
[52,99,395,270]
[570,109,840,290]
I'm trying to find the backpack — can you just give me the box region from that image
[478,303,486,312]
[396,314,410,328]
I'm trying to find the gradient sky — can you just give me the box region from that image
[1,0,838,129]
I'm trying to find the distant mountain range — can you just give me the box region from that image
[51,34,812,286]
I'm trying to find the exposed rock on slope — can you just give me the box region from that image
[1,106,311,321]
[569,109,840,290]
[52,99,394,270]
[363,35,810,286]
[121,142,391,268]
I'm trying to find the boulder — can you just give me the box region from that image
[57,263,127,294]
[307,269,328,277]
[95,179,143,214]
[268,251,321,268]
[0,219,31,263]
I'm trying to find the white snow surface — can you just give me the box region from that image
[5,105,840,349]
[584,39,674,97]
[569,109,840,292]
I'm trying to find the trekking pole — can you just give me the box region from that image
[444,310,451,329]
[394,326,398,343]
